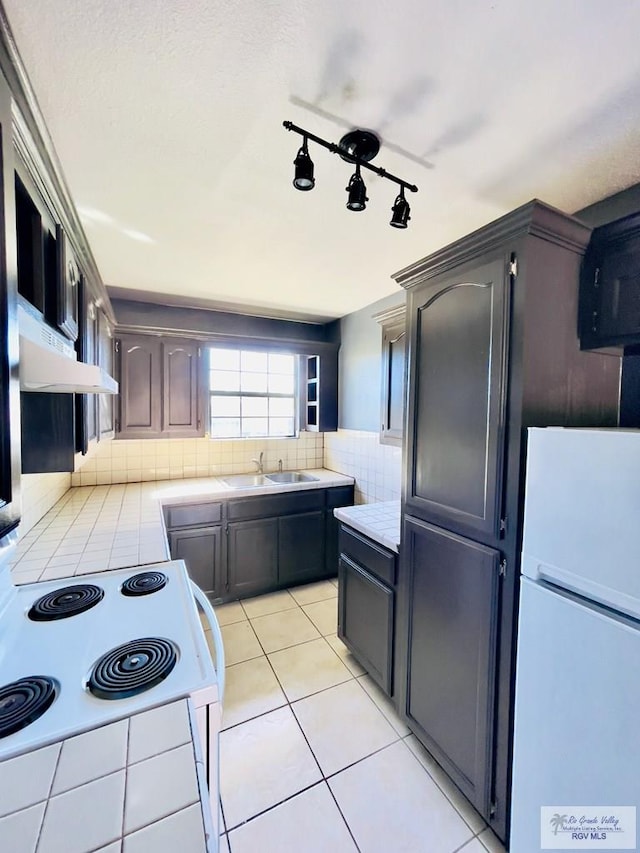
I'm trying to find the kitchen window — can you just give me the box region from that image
[208,347,297,438]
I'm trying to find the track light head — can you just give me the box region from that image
[346,165,368,212]
[293,138,315,191]
[390,189,411,229]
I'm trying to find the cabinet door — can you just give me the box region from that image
[278,510,325,586]
[227,517,278,597]
[55,225,79,342]
[0,76,21,536]
[405,257,509,540]
[168,526,222,598]
[325,485,355,577]
[338,555,394,694]
[380,319,406,446]
[162,340,202,436]
[402,515,500,817]
[117,335,162,437]
[97,310,114,438]
[75,280,98,453]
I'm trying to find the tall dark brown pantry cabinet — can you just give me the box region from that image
[393,201,621,844]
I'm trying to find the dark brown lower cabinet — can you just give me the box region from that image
[164,484,354,602]
[227,517,278,597]
[402,515,500,818]
[338,554,394,694]
[168,525,223,597]
[278,510,325,585]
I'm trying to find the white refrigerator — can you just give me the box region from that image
[510,428,640,853]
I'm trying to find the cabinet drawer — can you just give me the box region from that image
[227,489,324,521]
[165,502,222,529]
[339,525,396,586]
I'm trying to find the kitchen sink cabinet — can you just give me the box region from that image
[579,211,640,349]
[116,333,204,439]
[325,485,355,579]
[278,509,325,585]
[394,200,622,841]
[164,484,354,602]
[227,517,278,597]
[168,525,223,598]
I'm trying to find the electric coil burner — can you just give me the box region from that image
[88,637,178,700]
[121,571,168,597]
[28,584,104,621]
[0,676,58,738]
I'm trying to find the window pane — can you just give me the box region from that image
[211,418,240,438]
[211,395,240,417]
[268,373,294,395]
[269,417,295,436]
[241,351,268,373]
[269,353,295,374]
[211,348,240,370]
[269,397,294,418]
[242,397,268,417]
[210,370,240,392]
[241,372,268,393]
[241,418,268,437]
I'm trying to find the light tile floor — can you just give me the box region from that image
[207,580,507,853]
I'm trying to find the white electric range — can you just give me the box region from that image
[0,531,224,845]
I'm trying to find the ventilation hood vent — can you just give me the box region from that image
[18,301,118,395]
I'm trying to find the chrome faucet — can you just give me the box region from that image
[278,458,283,473]
[252,451,264,474]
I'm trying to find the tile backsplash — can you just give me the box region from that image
[72,434,324,487]
[323,430,402,504]
[21,473,72,537]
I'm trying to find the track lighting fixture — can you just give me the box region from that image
[293,137,315,191]
[283,120,418,228]
[346,164,368,212]
[390,186,411,229]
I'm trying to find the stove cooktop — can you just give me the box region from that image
[0,560,218,762]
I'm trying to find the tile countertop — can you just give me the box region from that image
[10,469,355,583]
[0,699,212,853]
[333,500,401,553]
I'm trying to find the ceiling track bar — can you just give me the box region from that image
[283,121,418,193]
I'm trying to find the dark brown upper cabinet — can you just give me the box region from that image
[374,304,406,447]
[405,257,509,542]
[116,333,203,439]
[579,211,640,349]
[305,352,338,432]
[0,72,21,537]
[55,225,79,342]
[97,309,114,438]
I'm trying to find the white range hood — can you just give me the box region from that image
[18,301,118,394]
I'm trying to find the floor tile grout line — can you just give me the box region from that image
[224,779,328,835]
[220,587,492,849]
[322,778,363,853]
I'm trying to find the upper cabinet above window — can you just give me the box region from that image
[374,303,406,447]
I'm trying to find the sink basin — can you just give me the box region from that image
[265,472,319,484]
[221,474,269,488]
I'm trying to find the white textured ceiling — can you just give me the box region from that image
[4,0,640,321]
